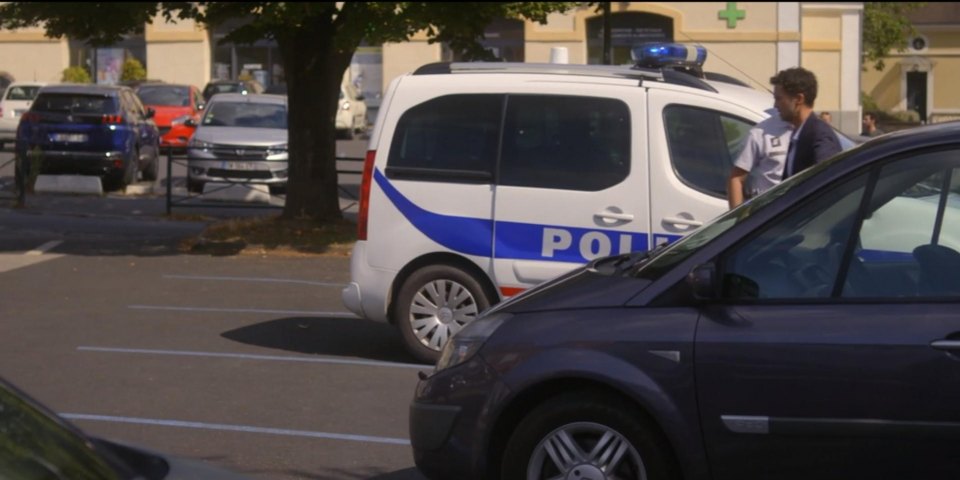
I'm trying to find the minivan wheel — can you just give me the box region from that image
[394,264,492,364]
[501,393,678,480]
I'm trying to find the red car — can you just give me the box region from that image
[135,83,204,152]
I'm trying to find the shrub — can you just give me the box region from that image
[61,66,92,83]
[121,58,146,82]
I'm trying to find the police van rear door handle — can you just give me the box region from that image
[664,217,703,227]
[595,211,634,222]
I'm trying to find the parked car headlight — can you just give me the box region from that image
[266,143,287,156]
[188,138,213,149]
[435,313,509,373]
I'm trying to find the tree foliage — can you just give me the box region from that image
[863,2,926,71]
[0,2,578,220]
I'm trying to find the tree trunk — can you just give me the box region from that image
[277,26,353,222]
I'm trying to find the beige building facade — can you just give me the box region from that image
[861,4,960,125]
[384,2,864,135]
[0,3,864,134]
[0,12,208,88]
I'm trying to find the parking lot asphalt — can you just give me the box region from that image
[0,140,429,479]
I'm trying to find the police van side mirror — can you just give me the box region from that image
[687,263,717,300]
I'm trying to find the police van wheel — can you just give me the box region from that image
[394,265,492,364]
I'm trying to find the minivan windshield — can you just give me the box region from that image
[200,101,287,129]
[137,85,191,107]
[633,147,854,280]
[0,381,122,479]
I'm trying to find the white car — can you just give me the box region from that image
[0,81,46,149]
[337,81,367,140]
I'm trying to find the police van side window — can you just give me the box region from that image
[663,105,753,198]
[499,95,630,191]
[386,94,503,183]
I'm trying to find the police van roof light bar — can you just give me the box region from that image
[632,43,708,73]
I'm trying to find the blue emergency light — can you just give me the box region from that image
[631,43,708,69]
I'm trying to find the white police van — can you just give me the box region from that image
[343,44,855,362]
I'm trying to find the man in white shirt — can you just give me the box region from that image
[726,116,793,208]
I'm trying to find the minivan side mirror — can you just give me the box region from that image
[686,263,717,300]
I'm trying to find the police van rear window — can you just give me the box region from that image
[500,95,630,191]
[387,94,502,183]
[386,93,630,190]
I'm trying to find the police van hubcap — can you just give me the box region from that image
[409,279,479,351]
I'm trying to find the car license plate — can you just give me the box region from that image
[50,133,88,143]
[224,161,256,171]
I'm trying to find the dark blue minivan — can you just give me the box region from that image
[411,122,960,480]
[16,84,161,190]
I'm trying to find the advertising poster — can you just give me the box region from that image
[97,48,124,85]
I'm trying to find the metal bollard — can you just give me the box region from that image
[166,146,173,215]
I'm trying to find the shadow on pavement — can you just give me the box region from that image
[248,467,426,480]
[220,316,429,365]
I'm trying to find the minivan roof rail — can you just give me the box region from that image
[412,61,719,93]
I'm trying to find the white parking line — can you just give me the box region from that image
[77,346,427,370]
[128,305,359,317]
[162,274,345,287]
[60,413,410,446]
[26,240,63,256]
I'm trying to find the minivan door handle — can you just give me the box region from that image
[595,210,634,224]
[931,340,960,352]
[663,217,703,228]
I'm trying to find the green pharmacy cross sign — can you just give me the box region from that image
[719,2,746,29]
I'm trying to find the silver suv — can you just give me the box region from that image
[185,93,288,194]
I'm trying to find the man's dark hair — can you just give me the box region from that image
[770,67,818,107]
[864,111,878,122]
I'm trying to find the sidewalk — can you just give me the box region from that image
[1,186,359,224]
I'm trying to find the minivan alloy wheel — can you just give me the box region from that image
[527,422,647,480]
[408,278,479,351]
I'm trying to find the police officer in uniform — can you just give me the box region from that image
[727,115,793,208]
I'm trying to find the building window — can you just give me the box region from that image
[447,18,525,62]
[586,12,673,65]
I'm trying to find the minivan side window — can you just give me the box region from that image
[386,94,502,183]
[844,152,960,298]
[499,95,630,191]
[664,105,752,198]
[721,173,869,300]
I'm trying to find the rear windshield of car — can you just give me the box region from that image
[203,83,241,98]
[31,93,117,114]
[5,86,42,101]
[137,86,191,107]
[201,101,287,129]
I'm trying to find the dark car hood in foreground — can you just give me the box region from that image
[494,261,652,314]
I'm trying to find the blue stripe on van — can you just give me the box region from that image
[373,168,656,262]
[374,168,493,257]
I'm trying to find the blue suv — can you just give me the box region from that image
[16,84,161,190]
[412,122,960,480]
